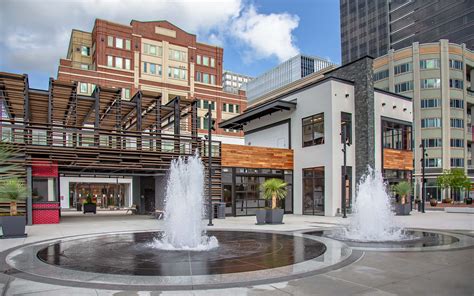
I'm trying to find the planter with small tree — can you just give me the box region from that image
[0,141,28,238]
[261,178,287,224]
[393,181,411,215]
[429,198,438,207]
[83,194,96,214]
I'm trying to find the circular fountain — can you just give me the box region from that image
[304,168,473,251]
[1,153,356,290]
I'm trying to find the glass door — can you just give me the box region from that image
[303,167,325,215]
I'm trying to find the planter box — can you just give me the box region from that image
[256,209,266,225]
[83,203,97,214]
[395,204,411,216]
[76,203,82,211]
[465,198,473,205]
[0,216,27,238]
[265,209,284,224]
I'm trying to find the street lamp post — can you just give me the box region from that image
[419,142,427,213]
[205,104,215,226]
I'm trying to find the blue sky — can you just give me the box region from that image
[0,0,341,90]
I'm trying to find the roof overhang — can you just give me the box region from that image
[219,100,296,130]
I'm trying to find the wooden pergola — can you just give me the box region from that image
[0,71,221,195]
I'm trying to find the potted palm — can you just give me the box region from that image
[0,178,28,238]
[261,178,287,224]
[393,181,411,215]
[83,194,96,214]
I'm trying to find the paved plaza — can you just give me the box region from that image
[1,211,473,295]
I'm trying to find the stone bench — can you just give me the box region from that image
[444,207,474,214]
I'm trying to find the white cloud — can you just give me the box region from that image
[230,5,300,62]
[0,0,300,76]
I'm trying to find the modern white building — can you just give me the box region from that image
[222,70,253,94]
[244,54,336,103]
[221,57,414,216]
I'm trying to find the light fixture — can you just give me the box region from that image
[382,102,386,106]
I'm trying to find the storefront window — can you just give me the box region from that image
[32,178,57,202]
[303,167,325,215]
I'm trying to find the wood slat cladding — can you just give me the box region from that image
[221,144,293,170]
[383,148,413,171]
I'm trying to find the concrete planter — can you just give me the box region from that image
[0,216,27,238]
[395,204,411,215]
[255,209,266,225]
[465,198,472,205]
[265,209,284,224]
[83,203,97,214]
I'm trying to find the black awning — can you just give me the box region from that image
[219,100,296,130]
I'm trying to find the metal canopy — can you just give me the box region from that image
[219,100,296,130]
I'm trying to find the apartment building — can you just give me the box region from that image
[57,19,246,144]
[244,54,336,103]
[373,40,474,201]
[222,70,253,94]
[340,0,474,64]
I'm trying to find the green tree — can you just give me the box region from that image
[261,178,287,209]
[393,181,411,204]
[437,169,471,200]
[0,141,20,179]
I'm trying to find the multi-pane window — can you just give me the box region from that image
[196,71,201,82]
[124,59,131,70]
[395,81,413,93]
[143,62,162,76]
[302,113,324,147]
[125,39,131,50]
[169,49,186,62]
[450,99,464,109]
[203,73,209,84]
[203,56,209,66]
[394,62,412,75]
[420,59,440,69]
[210,75,216,85]
[450,118,464,128]
[168,67,186,80]
[382,121,412,150]
[421,118,441,128]
[210,58,215,67]
[201,100,215,110]
[81,46,90,56]
[196,55,201,64]
[449,59,463,70]
[449,79,463,89]
[107,55,113,67]
[115,57,123,69]
[421,78,441,89]
[421,98,441,108]
[422,138,442,148]
[143,44,162,56]
[116,38,123,49]
[425,158,442,168]
[107,36,114,47]
[373,69,389,81]
[223,103,240,113]
[122,88,131,100]
[79,82,88,94]
[450,158,464,167]
[341,112,352,144]
[450,139,464,148]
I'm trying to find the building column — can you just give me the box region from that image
[440,39,451,200]
[412,42,422,199]
[26,166,33,225]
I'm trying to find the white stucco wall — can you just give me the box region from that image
[245,121,290,148]
[374,91,414,170]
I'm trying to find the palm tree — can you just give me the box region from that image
[0,178,28,215]
[393,181,411,204]
[261,178,287,209]
[0,141,20,179]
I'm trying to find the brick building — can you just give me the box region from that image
[57,19,245,144]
